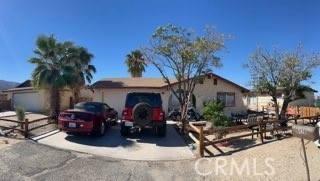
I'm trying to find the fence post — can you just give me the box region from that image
[258,117,264,143]
[24,119,29,138]
[199,126,204,157]
[294,115,298,125]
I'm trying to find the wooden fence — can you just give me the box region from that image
[0,99,11,111]
[0,94,7,101]
[189,119,295,157]
[0,116,55,138]
[289,106,320,118]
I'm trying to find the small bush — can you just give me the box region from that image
[202,101,232,127]
[203,101,232,139]
[15,106,26,121]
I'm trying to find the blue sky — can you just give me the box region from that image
[1,0,320,93]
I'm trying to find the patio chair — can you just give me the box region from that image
[247,114,273,139]
[247,114,259,139]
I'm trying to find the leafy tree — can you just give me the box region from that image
[244,45,320,120]
[67,46,96,104]
[125,50,147,77]
[143,24,226,133]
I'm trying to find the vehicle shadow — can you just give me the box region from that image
[64,123,187,148]
[64,126,135,148]
[128,124,186,147]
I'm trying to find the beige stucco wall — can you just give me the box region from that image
[80,88,94,99]
[60,90,73,111]
[190,77,247,114]
[5,89,73,113]
[93,77,248,116]
[244,91,316,112]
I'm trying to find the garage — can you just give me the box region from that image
[13,92,44,112]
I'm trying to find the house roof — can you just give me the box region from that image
[2,87,34,92]
[248,87,318,94]
[91,73,250,92]
[91,78,177,89]
[206,73,249,92]
[2,80,34,92]
[16,80,32,88]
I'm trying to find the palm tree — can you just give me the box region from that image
[125,50,147,77]
[29,35,74,118]
[67,46,96,104]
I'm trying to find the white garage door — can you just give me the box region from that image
[13,92,44,112]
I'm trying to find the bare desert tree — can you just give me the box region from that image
[244,45,320,120]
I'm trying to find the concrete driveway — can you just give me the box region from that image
[32,121,195,161]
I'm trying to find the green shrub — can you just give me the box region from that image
[15,106,26,121]
[202,101,231,127]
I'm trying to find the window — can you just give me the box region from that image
[213,78,217,85]
[102,104,110,111]
[217,92,235,107]
[249,96,257,105]
[197,78,204,84]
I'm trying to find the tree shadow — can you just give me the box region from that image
[229,138,256,149]
[204,137,288,157]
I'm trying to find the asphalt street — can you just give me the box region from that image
[0,141,203,181]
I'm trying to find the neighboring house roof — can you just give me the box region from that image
[248,87,318,94]
[91,73,249,92]
[3,78,73,93]
[2,87,34,92]
[2,80,34,92]
[91,78,176,89]
[16,80,32,88]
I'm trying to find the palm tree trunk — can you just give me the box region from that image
[49,87,61,120]
[131,72,142,77]
[73,86,81,104]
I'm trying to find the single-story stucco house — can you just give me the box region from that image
[91,73,250,116]
[243,89,317,112]
[3,76,317,116]
[3,80,93,112]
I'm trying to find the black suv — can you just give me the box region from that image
[120,92,166,137]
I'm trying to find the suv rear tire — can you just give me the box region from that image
[133,102,153,127]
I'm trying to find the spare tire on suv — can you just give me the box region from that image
[132,102,153,127]
[120,92,166,137]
